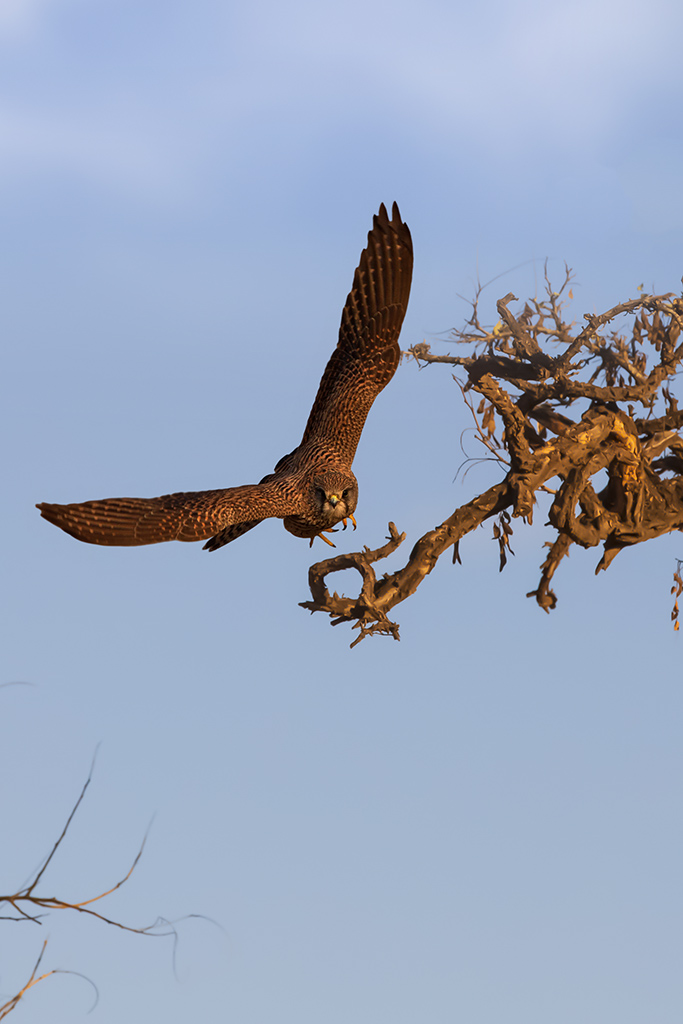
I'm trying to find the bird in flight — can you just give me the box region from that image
[37,203,413,552]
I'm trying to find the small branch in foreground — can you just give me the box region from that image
[0,758,179,1017]
[0,942,98,1021]
[1,759,168,935]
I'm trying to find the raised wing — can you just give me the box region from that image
[37,481,295,547]
[300,202,413,466]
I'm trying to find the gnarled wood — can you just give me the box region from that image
[303,270,683,644]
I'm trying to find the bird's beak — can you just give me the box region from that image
[328,494,339,506]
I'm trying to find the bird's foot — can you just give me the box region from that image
[342,514,357,531]
[310,530,338,548]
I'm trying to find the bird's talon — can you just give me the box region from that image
[310,528,338,548]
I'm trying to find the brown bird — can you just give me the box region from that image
[37,203,413,551]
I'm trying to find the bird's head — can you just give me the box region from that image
[308,470,358,526]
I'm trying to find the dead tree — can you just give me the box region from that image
[301,269,683,645]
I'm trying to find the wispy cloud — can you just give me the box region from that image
[0,101,202,199]
[0,0,681,203]
[0,0,82,40]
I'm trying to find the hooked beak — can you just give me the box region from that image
[328,494,339,507]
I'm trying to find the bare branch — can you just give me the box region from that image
[0,760,184,1017]
[0,942,100,1020]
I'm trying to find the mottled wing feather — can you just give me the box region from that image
[37,482,297,547]
[300,201,413,465]
[201,459,290,550]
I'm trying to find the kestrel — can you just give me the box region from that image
[37,203,413,551]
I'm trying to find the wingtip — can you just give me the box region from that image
[374,201,408,235]
[373,203,389,234]
[37,501,64,522]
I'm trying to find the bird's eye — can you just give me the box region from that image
[342,489,350,499]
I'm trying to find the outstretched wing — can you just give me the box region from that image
[37,481,296,547]
[300,202,413,466]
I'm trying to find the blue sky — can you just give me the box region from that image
[3,1,683,1021]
